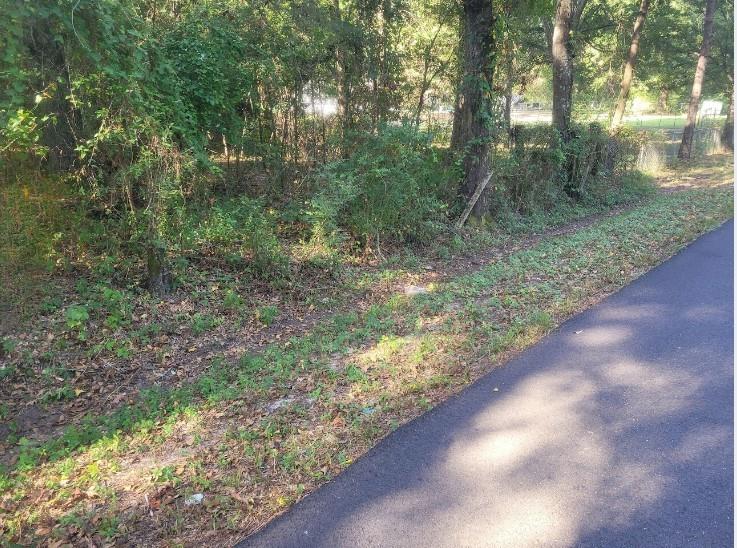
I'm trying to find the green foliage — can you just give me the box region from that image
[223,289,244,310]
[492,123,649,217]
[185,196,289,280]
[151,465,179,485]
[190,313,219,335]
[255,305,279,327]
[7,183,730,480]
[309,126,453,249]
[497,124,566,213]
[40,384,76,404]
[65,306,90,330]
[1,337,17,356]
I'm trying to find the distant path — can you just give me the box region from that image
[238,221,734,547]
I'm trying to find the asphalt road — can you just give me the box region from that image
[239,221,734,548]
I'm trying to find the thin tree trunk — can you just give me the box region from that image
[449,16,466,153]
[722,89,734,150]
[502,3,513,136]
[657,87,669,113]
[504,36,514,133]
[450,86,463,151]
[414,26,443,128]
[611,0,650,128]
[552,0,575,141]
[415,83,428,129]
[503,56,513,135]
[146,168,167,296]
[678,0,717,159]
[334,0,351,154]
[378,0,390,129]
[222,134,230,169]
[451,0,495,217]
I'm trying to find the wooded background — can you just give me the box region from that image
[1,0,733,293]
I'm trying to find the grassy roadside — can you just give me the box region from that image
[0,170,654,459]
[0,179,732,545]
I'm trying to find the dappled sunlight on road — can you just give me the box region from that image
[338,346,691,545]
[315,278,731,546]
[672,425,732,464]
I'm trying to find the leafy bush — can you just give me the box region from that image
[308,125,453,249]
[65,305,89,330]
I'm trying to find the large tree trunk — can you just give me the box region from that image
[722,89,734,150]
[678,0,717,159]
[451,0,495,217]
[552,0,575,141]
[611,0,650,128]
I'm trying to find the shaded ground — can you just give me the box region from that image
[241,220,734,548]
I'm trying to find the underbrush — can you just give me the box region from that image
[0,124,654,331]
[486,123,646,217]
[0,176,91,324]
[180,196,289,280]
[308,125,455,251]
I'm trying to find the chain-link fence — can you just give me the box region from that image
[419,106,726,170]
[636,127,723,172]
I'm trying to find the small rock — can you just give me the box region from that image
[404,285,429,296]
[184,493,204,506]
[266,397,294,413]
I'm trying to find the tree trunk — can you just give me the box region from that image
[146,174,168,297]
[611,0,650,128]
[147,243,167,296]
[451,0,495,217]
[678,0,717,160]
[503,38,514,135]
[414,26,443,128]
[334,0,351,155]
[657,87,669,113]
[552,0,575,141]
[722,89,734,150]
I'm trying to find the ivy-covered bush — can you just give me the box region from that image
[308,126,454,249]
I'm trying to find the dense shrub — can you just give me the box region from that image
[492,123,647,216]
[308,126,454,249]
[499,124,565,213]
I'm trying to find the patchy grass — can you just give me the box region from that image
[655,153,734,191]
[0,166,731,545]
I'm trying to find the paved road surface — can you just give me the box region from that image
[239,221,734,548]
